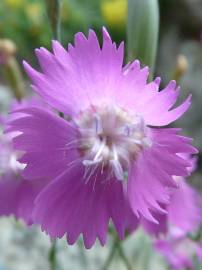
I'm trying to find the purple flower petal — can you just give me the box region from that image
[0,173,47,224]
[8,107,79,179]
[33,165,138,249]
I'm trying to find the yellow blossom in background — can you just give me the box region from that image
[25,2,42,25]
[23,2,44,37]
[101,0,127,28]
[5,0,25,9]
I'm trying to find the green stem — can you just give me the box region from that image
[77,240,88,269]
[49,240,57,270]
[117,243,133,270]
[45,0,61,41]
[102,237,119,270]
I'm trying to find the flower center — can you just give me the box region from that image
[0,135,25,176]
[76,106,152,181]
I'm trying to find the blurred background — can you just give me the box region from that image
[0,0,202,269]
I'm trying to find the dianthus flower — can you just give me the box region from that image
[7,28,197,248]
[155,229,202,270]
[142,156,202,236]
[143,156,202,269]
[0,98,48,224]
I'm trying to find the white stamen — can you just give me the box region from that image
[110,159,124,181]
[84,163,98,184]
[78,106,152,182]
[93,114,103,134]
[83,158,102,167]
[132,139,142,145]
[93,138,106,161]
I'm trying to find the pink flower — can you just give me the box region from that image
[142,156,202,269]
[142,156,202,236]
[7,28,197,248]
[155,229,202,270]
[0,97,48,224]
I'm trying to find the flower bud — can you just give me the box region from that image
[0,39,17,64]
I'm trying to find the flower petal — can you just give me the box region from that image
[23,29,124,115]
[33,165,138,248]
[7,107,79,180]
[128,127,195,222]
[168,179,202,232]
[0,173,48,224]
[141,210,167,237]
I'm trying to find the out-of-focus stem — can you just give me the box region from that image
[49,240,57,270]
[45,0,61,41]
[102,233,134,270]
[117,243,133,270]
[45,0,63,119]
[4,57,25,101]
[102,237,119,270]
[44,3,61,267]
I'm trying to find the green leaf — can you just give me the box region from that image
[127,0,159,78]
